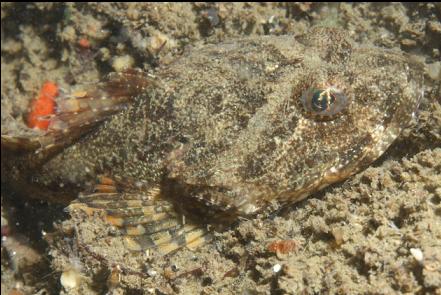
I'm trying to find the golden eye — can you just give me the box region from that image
[301,87,349,120]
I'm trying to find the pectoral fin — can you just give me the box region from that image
[2,69,153,155]
[68,177,211,256]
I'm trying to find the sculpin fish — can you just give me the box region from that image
[2,27,424,257]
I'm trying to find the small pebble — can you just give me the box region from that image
[147,269,157,277]
[427,61,441,81]
[112,55,135,72]
[427,21,441,34]
[400,38,417,47]
[61,26,77,43]
[147,32,170,55]
[60,269,81,289]
[410,248,424,263]
[273,263,282,273]
[171,264,179,272]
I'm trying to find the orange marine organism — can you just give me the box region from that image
[267,240,299,254]
[27,81,59,130]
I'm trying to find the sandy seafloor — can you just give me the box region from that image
[1,3,440,295]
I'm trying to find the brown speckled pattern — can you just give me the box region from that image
[29,28,425,224]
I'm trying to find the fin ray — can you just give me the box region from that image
[1,69,153,154]
[69,182,210,256]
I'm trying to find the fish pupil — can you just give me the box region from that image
[311,89,335,112]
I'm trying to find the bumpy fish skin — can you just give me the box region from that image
[32,27,423,218]
[2,28,424,255]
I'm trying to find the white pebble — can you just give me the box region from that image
[60,269,81,289]
[147,269,157,277]
[410,248,424,263]
[273,263,282,273]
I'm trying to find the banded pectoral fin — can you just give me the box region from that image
[67,179,210,256]
[1,69,153,155]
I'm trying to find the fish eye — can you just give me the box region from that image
[301,86,349,120]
